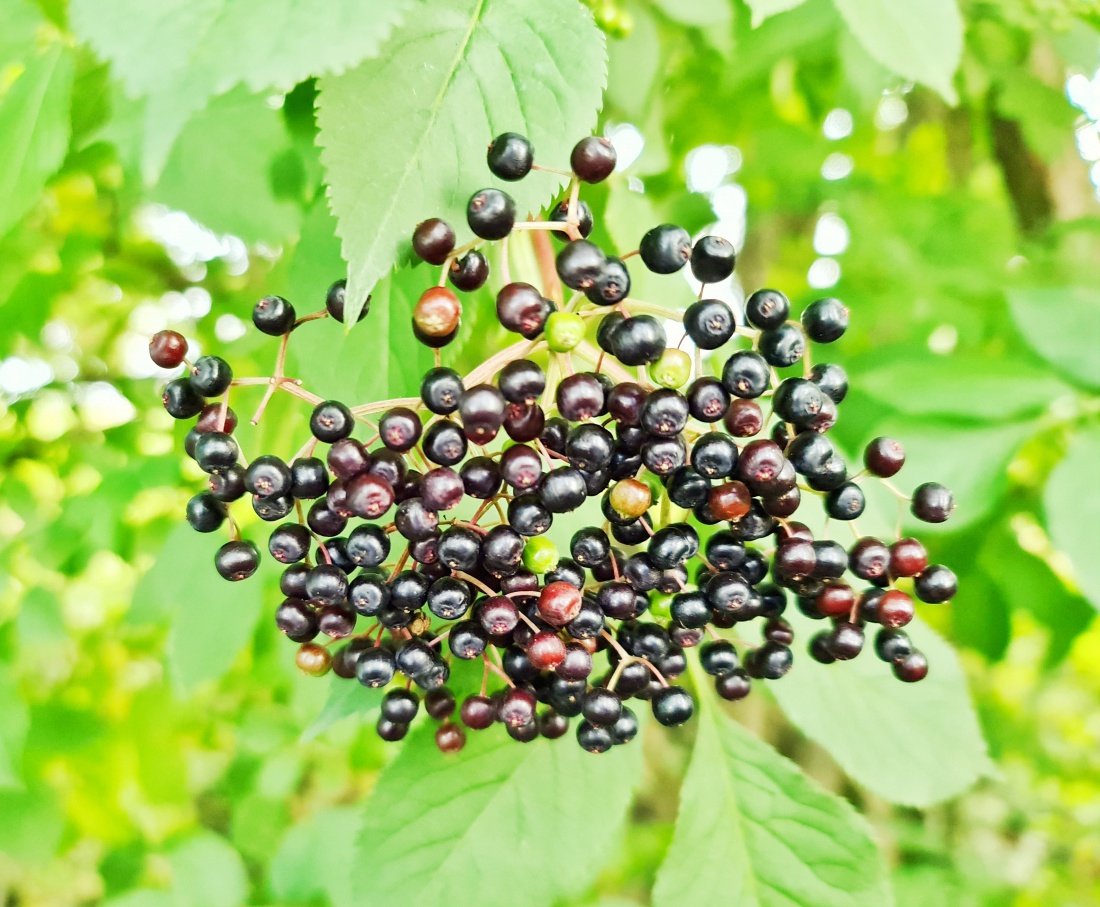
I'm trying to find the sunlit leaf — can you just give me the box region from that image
[317,0,607,327]
[1044,426,1100,611]
[353,723,643,907]
[1006,287,1100,390]
[652,681,893,907]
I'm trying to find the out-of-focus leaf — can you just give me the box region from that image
[997,70,1078,162]
[0,787,64,863]
[352,723,643,907]
[151,87,300,243]
[70,0,411,176]
[300,675,383,741]
[317,0,607,327]
[771,616,992,807]
[1006,287,1100,390]
[167,833,248,907]
[0,0,44,69]
[0,43,73,237]
[270,806,358,907]
[1044,426,1100,611]
[287,200,346,308]
[830,0,963,102]
[132,523,263,695]
[0,665,28,789]
[652,678,893,907]
[287,265,434,403]
[850,355,1071,421]
[747,0,808,28]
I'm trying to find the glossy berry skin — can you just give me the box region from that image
[586,257,631,305]
[583,689,622,727]
[163,378,204,419]
[915,564,957,603]
[875,628,913,662]
[149,330,188,367]
[539,581,583,627]
[414,287,462,340]
[911,483,955,523]
[379,407,422,452]
[877,590,915,628]
[893,651,929,682]
[577,721,614,753]
[253,295,296,335]
[186,492,226,532]
[496,282,550,336]
[290,457,328,499]
[744,289,790,330]
[467,188,516,239]
[639,224,691,273]
[610,315,666,366]
[421,367,464,415]
[215,540,260,581]
[801,297,849,343]
[864,437,904,477]
[449,250,490,291]
[722,351,770,399]
[195,432,240,474]
[246,455,293,498]
[498,359,546,405]
[684,299,736,349]
[724,399,763,437]
[550,199,594,239]
[651,685,694,727]
[570,136,616,182]
[381,688,420,724]
[310,400,353,443]
[825,482,866,520]
[890,538,928,577]
[325,279,367,323]
[268,523,310,563]
[556,240,606,291]
[690,236,736,284]
[422,420,468,466]
[487,132,534,180]
[758,324,806,368]
[412,218,455,264]
[692,432,738,479]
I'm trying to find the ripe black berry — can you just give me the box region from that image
[684,299,736,349]
[758,324,806,368]
[253,296,296,335]
[651,685,693,727]
[570,136,616,182]
[412,218,455,265]
[325,279,368,323]
[467,188,516,239]
[189,355,232,396]
[690,235,736,284]
[911,483,955,523]
[801,297,849,343]
[186,492,226,532]
[310,400,354,442]
[448,250,490,291]
[214,540,260,581]
[744,289,790,329]
[487,132,534,181]
[556,240,606,290]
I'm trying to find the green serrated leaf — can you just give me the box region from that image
[1006,286,1100,390]
[830,0,962,102]
[300,675,384,741]
[770,615,991,807]
[746,0,808,28]
[652,682,893,907]
[70,0,411,177]
[850,355,1072,422]
[150,87,301,243]
[352,723,642,907]
[287,265,434,403]
[0,43,73,238]
[1044,427,1100,611]
[317,0,608,327]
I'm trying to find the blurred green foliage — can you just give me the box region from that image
[0,0,1099,904]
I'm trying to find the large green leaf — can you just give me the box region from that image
[133,523,264,695]
[652,685,893,907]
[70,0,411,176]
[770,615,991,807]
[850,355,1072,421]
[287,265,435,403]
[150,87,301,242]
[1006,287,1100,390]
[167,833,249,907]
[1044,427,1100,611]
[317,0,608,327]
[829,0,962,102]
[0,43,73,238]
[300,675,384,741]
[0,0,44,70]
[269,806,358,907]
[352,723,643,907]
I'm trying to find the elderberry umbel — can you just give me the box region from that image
[152,132,958,755]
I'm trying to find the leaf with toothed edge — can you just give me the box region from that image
[351,721,642,907]
[317,0,608,329]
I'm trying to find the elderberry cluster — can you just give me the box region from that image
[150,132,958,755]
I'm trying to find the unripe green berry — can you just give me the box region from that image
[648,592,674,621]
[523,535,560,574]
[545,311,585,353]
[648,348,692,388]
